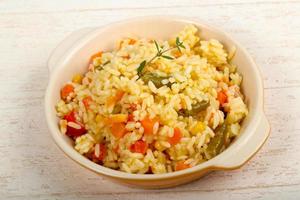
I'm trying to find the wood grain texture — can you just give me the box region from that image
[0,0,299,199]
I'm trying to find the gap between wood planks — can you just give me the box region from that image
[0,0,298,16]
[264,85,300,90]
[4,182,300,198]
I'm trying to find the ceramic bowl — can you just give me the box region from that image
[45,16,270,188]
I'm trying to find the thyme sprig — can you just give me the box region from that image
[94,60,110,70]
[137,37,185,77]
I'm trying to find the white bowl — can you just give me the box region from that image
[45,16,270,188]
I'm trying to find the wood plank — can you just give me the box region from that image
[4,184,300,200]
[0,0,297,14]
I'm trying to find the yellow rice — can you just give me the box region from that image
[56,25,248,174]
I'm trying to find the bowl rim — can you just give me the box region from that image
[45,15,268,180]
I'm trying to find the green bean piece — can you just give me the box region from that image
[206,123,228,158]
[141,72,172,88]
[112,104,122,114]
[223,130,231,147]
[178,100,210,117]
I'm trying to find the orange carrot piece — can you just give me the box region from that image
[130,140,148,154]
[61,84,74,99]
[89,51,102,64]
[173,50,182,58]
[115,90,125,102]
[121,54,130,59]
[118,38,135,50]
[141,117,159,135]
[107,90,125,107]
[103,117,111,126]
[110,123,126,139]
[113,144,119,153]
[128,38,136,45]
[168,127,182,145]
[217,90,228,105]
[175,161,190,171]
[106,96,116,107]
[82,96,92,108]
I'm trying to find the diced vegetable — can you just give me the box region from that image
[191,122,206,135]
[175,161,190,171]
[121,54,130,59]
[173,50,182,58]
[191,71,198,80]
[191,101,210,112]
[141,72,172,88]
[141,116,159,135]
[128,103,137,112]
[66,124,86,138]
[106,97,115,107]
[217,91,228,105]
[82,96,93,109]
[110,114,128,123]
[93,143,107,161]
[206,123,227,158]
[128,38,136,45]
[124,104,137,121]
[89,51,102,64]
[61,84,74,99]
[115,90,125,101]
[64,111,86,137]
[178,100,210,117]
[103,117,111,125]
[95,114,102,123]
[113,144,119,153]
[154,141,167,151]
[64,111,76,122]
[95,114,110,125]
[72,74,83,84]
[168,127,182,145]
[224,130,231,147]
[107,90,125,107]
[110,123,126,138]
[130,140,148,154]
[112,104,122,114]
[127,114,134,122]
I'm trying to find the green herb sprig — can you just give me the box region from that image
[94,60,110,70]
[137,37,185,77]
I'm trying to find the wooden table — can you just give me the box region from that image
[1,1,299,199]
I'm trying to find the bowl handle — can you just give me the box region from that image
[47,27,95,74]
[214,113,270,169]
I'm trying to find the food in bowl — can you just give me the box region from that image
[55,25,248,174]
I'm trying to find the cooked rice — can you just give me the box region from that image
[55,25,248,174]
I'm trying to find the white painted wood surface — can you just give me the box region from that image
[0,0,299,199]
